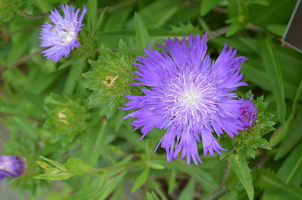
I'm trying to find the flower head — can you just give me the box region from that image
[0,154,26,183]
[123,33,248,165]
[40,4,87,62]
[239,96,258,128]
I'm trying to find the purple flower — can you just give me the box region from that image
[40,4,87,62]
[0,154,26,183]
[123,33,248,165]
[239,96,258,128]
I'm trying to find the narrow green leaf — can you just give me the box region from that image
[229,153,254,200]
[95,7,108,31]
[254,169,302,200]
[14,116,38,140]
[34,173,74,181]
[277,140,302,185]
[67,158,94,175]
[88,0,97,29]
[134,13,150,56]
[13,85,44,113]
[150,163,164,170]
[179,178,195,200]
[64,60,83,94]
[266,24,286,37]
[261,36,285,126]
[275,112,302,160]
[147,191,160,200]
[270,79,302,147]
[200,0,220,16]
[39,155,66,170]
[131,166,150,193]
[168,169,177,194]
[45,168,60,174]
[249,0,269,6]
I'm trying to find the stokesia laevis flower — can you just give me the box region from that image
[40,4,87,62]
[123,33,249,165]
[239,96,258,128]
[0,154,26,183]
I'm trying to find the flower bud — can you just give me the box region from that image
[0,154,26,183]
[239,96,258,128]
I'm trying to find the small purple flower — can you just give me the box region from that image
[239,96,258,128]
[123,33,249,165]
[0,154,26,183]
[40,4,87,62]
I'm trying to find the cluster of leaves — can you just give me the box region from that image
[0,0,22,24]
[43,94,88,147]
[83,39,141,119]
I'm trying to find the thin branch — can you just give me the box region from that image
[17,0,78,19]
[56,145,82,162]
[205,160,230,200]
[207,26,230,41]
[0,25,42,39]
[0,112,45,124]
[98,0,138,13]
[10,48,47,68]
[176,0,227,14]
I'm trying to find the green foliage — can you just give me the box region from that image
[35,156,93,181]
[226,0,248,36]
[229,152,253,200]
[43,94,88,147]
[0,0,22,24]
[83,39,141,118]
[220,91,275,155]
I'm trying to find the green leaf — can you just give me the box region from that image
[248,0,269,6]
[267,24,286,37]
[168,169,177,194]
[134,12,150,56]
[13,116,38,140]
[229,153,254,200]
[147,191,160,200]
[261,36,285,126]
[277,140,302,185]
[87,0,97,29]
[67,158,94,175]
[179,178,195,200]
[131,166,150,193]
[200,0,220,16]
[254,169,302,200]
[39,156,66,171]
[34,173,74,181]
[95,7,108,31]
[45,168,60,175]
[150,163,164,170]
[151,158,218,193]
[64,60,84,95]
[245,147,255,159]
[226,0,248,36]
[275,112,302,160]
[12,85,44,113]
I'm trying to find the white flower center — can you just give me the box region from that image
[53,20,76,46]
[181,89,198,107]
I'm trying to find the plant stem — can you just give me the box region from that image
[205,160,230,200]
[88,120,108,166]
[17,0,78,19]
[10,48,47,68]
[89,161,145,173]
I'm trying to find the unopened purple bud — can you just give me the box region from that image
[239,96,258,128]
[0,154,26,183]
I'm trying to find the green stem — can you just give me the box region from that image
[88,161,145,173]
[88,120,108,166]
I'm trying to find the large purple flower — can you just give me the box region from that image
[0,154,26,183]
[123,33,248,165]
[40,4,87,62]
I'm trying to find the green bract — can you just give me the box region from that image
[83,39,141,119]
[43,94,88,147]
